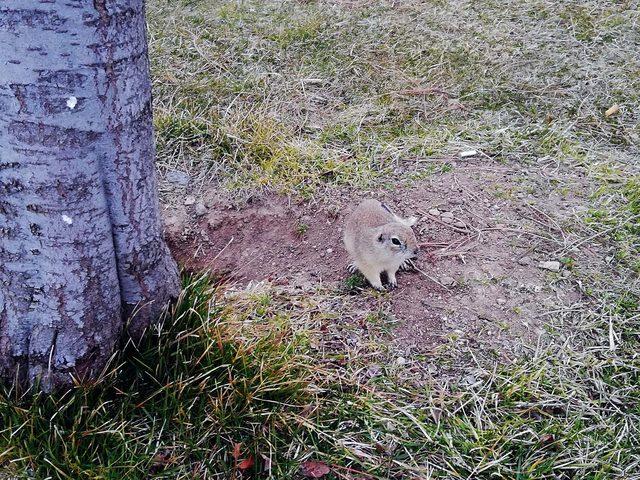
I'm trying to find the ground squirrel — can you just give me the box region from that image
[343,199,419,290]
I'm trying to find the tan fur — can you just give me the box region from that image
[343,199,419,290]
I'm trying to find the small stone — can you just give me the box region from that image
[441,216,453,224]
[396,357,406,366]
[605,104,620,117]
[462,374,477,385]
[326,248,333,254]
[440,211,454,219]
[538,260,561,272]
[428,208,440,216]
[166,170,190,186]
[440,276,455,286]
[497,298,506,305]
[561,270,571,278]
[532,284,542,293]
[454,220,466,229]
[518,256,532,266]
[184,195,196,206]
[460,150,478,158]
[195,202,207,217]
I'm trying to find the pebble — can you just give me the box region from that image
[195,202,207,217]
[441,216,453,224]
[428,208,440,216]
[326,248,333,254]
[166,170,190,186]
[440,211,454,219]
[538,260,561,272]
[184,195,196,206]
[454,220,466,229]
[396,357,406,366]
[460,150,478,158]
[440,276,456,287]
[517,256,532,266]
[497,298,506,305]
[462,374,477,385]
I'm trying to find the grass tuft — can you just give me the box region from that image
[0,275,317,478]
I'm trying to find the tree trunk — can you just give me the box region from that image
[0,0,179,389]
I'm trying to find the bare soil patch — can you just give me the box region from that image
[165,157,593,358]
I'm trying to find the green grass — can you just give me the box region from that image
[0,276,318,477]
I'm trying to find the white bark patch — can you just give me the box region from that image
[66,96,77,109]
[62,215,73,225]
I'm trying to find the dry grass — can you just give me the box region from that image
[148,0,639,199]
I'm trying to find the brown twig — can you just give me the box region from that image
[414,266,450,290]
[418,210,471,234]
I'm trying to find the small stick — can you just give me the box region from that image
[435,243,479,257]
[418,241,450,248]
[211,236,234,264]
[418,210,470,234]
[483,226,554,242]
[414,266,450,290]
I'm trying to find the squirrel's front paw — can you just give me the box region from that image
[399,259,417,272]
[346,263,359,274]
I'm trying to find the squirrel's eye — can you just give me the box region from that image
[391,237,401,246]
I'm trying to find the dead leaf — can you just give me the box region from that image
[232,443,242,460]
[238,454,255,470]
[301,460,331,478]
[149,450,174,474]
[430,407,442,423]
[300,404,317,418]
[539,433,555,445]
[605,104,620,117]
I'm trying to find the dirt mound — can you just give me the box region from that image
[165,162,589,355]
[166,197,349,287]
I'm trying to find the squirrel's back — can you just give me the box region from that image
[345,199,395,232]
